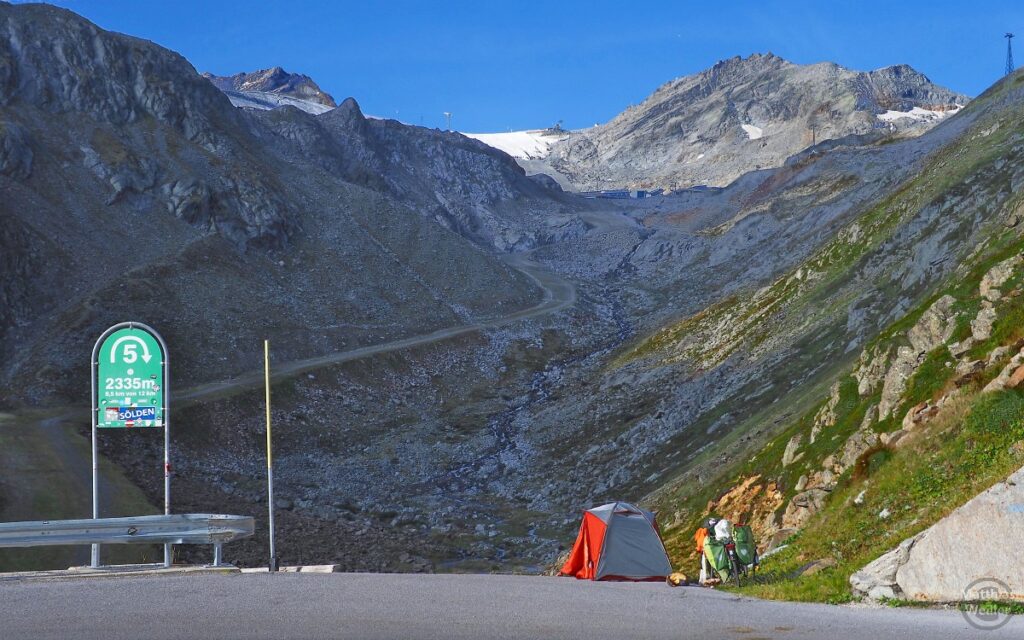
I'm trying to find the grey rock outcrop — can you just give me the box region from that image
[777,403,881,533]
[80,143,158,203]
[907,295,959,352]
[979,254,1022,302]
[0,2,299,249]
[971,303,997,341]
[983,346,1024,393]
[855,347,890,397]
[850,534,922,600]
[811,382,841,443]
[0,119,32,179]
[838,421,880,472]
[0,3,234,148]
[782,434,803,467]
[948,337,975,358]
[252,97,574,251]
[782,488,829,530]
[878,295,958,419]
[852,465,1024,601]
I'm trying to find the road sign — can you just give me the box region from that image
[95,327,165,428]
[90,321,172,569]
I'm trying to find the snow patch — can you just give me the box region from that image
[223,90,334,115]
[741,124,764,140]
[462,130,567,160]
[877,106,961,123]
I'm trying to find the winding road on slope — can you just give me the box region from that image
[173,204,646,404]
[174,252,577,405]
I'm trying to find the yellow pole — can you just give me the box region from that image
[265,339,277,571]
[264,339,272,467]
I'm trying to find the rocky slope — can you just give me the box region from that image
[538,53,967,191]
[203,67,337,114]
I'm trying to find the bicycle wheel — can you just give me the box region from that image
[730,553,742,587]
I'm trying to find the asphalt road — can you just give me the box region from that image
[1,573,1019,639]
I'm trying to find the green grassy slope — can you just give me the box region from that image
[0,410,160,571]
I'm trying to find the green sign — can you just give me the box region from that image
[95,327,165,428]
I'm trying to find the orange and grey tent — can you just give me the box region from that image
[559,502,672,581]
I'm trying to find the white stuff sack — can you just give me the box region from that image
[714,518,733,541]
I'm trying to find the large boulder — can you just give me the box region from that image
[852,465,1024,601]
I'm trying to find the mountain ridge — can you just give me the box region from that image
[534,52,968,191]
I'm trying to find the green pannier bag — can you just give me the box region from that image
[703,538,729,572]
[733,524,757,567]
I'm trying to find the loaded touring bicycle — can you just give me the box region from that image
[696,517,758,586]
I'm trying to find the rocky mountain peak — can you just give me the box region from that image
[865,64,963,111]
[708,52,791,75]
[538,54,969,191]
[202,66,337,108]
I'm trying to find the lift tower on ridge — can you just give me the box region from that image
[1007,33,1015,76]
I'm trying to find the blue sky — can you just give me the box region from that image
[36,0,1024,131]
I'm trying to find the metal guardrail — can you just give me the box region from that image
[0,514,254,567]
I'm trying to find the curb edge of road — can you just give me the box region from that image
[240,564,340,573]
[0,563,240,583]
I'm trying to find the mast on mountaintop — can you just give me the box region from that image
[1007,33,1015,76]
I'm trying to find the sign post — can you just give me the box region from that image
[90,322,170,568]
[265,339,278,572]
